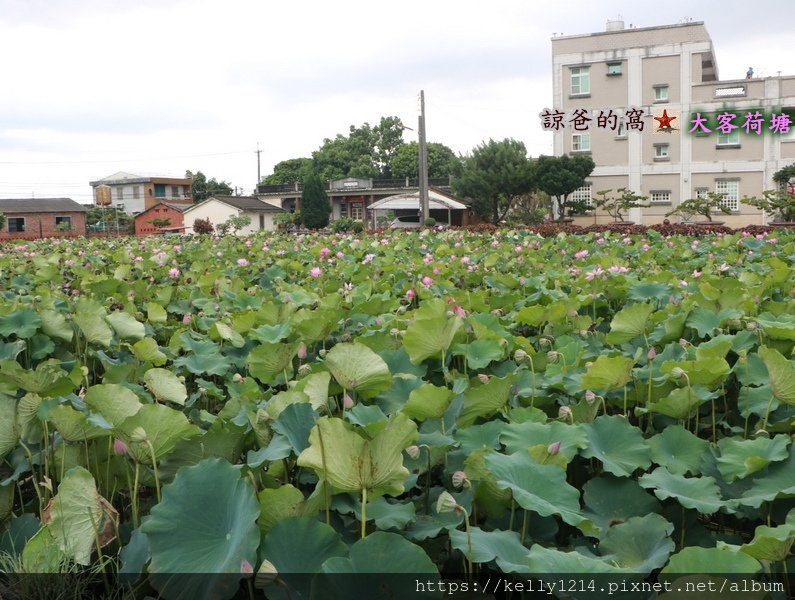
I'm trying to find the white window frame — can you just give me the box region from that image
[570,183,593,207]
[615,122,626,138]
[654,85,669,102]
[654,144,669,159]
[570,66,590,96]
[716,179,739,211]
[695,188,709,199]
[650,191,671,204]
[572,133,591,152]
[606,62,622,76]
[717,129,740,146]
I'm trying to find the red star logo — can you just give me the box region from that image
[654,109,677,131]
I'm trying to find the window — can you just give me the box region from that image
[571,183,592,207]
[616,122,626,138]
[570,66,590,95]
[650,191,671,204]
[654,144,669,160]
[572,133,591,152]
[55,216,72,230]
[133,186,140,199]
[7,218,25,232]
[716,179,739,211]
[717,129,740,146]
[259,214,265,229]
[695,188,709,199]
[350,203,363,221]
[607,62,622,76]
[171,185,180,198]
[654,85,669,102]
[116,187,124,201]
[339,202,348,218]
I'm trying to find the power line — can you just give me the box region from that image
[0,150,248,166]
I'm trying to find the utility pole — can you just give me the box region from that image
[418,90,429,223]
[255,142,262,190]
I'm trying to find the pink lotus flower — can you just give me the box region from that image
[182,313,192,325]
[405,289,415,299]
[460,256,470,264]
[343,393,354,409]
[237,258,249,267]
[320,247,331,259]
[421,276,433,286]
[168,268,180,279]
[113,438,128,455]
[310,267,322,278]
[297,343,307,360]
[574,250,588,259]
[547,441,561,455]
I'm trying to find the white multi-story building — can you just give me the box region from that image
[550,20,795,225]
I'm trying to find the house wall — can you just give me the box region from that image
[0,211,87,240]
[134,205,186,236]
[183,200,241,234]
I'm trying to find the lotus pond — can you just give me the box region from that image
[0,227,794,599]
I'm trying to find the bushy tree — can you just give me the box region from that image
[535,154,595,220]
[452,138,535,223]
[389,142,463,179]
[593,188,649,222]
[300,173,331,229]
[263,158,313,185]
[186,170,233,203]
[193,218,214,234]
[666,193,732,222]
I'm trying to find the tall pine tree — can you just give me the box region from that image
[300,173,331,229]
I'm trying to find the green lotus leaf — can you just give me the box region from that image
[739,523,795,561]
[0,481,13,522]
[485,451,590,530]
[105,312,145,341]
[739,445,795,508]
[737,384,776,419]
[260,516,347,576]
[297,413,417,497]
[456,373,517,428]
[455,338,506,370]
[132,338,168,366]
[581,415,651,477]
[606,303,654,345]
[599,514,675,572]
[85,384,142,427]
[364,496,416,530]
[320,530,437,573]
[465,448,513,518]
[0,310,41,339]
[499,420,587,460]
[526,544,635,574]
[661,546,761,575]
[39,309,73,343]
[265,390,311,420]
[146,302,167,324]
[143,368,187,405]
[142,458,260,600]
[247,341,300,385]
[645,386,715,420]
[257,484,306,535]
[649,425,710,475]
[0,513,40,557]
[0,359,73,396]
[447,526,531,573]
[211,321,245,348]
[716,435,790,482]
[118,404,201,464]
[649,311,688,345]
[402,383,454,420]
[119,528,149,583]
[48,404,109,442]
[581,355,635,392]
[47,467,115,565]
[272,402,316,455]
[582,475,662,536]
[755,312,795,340]
[292,371,331,412]
[660,357,730,388]
[0,394,18,461]
[758,345,795,404]
[173,337,232,376]
[74,298,113,348]
[686,307,738,339]
[629,282,673,302]
[324,342,393,398]
[21,526,65,573]
[403,297,463,364]
[638,467,723,513]
[454,420,504,454]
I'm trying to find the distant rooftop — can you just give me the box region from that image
[200,196,284,212]
[89,171,191,186]
[0,198,87,213]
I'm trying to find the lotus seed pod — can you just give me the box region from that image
[477,373,490,384]
[254,560,278,589]
[451,470,470,489]
[130,427,148,444]
[585,390,597,404]
[514,349,528,363]
[670,367,687,380]
[436,491,459,514]
[558,405,573,419]
[405,445,421,460]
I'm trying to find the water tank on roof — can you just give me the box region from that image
[606,19,625,31]
[95,185,112,206]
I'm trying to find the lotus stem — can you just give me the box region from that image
[132,461,140,529]
[145,441,161,504]
[317,426,331,525]
[361,486,367,539]
[463,507,473,581]
[520,509,529,545]
[529,356,537,408]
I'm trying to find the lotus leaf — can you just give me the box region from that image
[324,342,393,398]
[638,468,723,513]
[402,297,463,364]
[402,383,454,420]
[758,345,795,404]
[105,311,145,341]
[581,415,651,477]
[143,368,187,405]
[85,383,142,426]
[606,303,654,345]
[447,527,532,573]
[716,435,790,482]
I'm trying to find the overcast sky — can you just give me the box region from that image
[2,0,794,202]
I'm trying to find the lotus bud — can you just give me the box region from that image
[254,560,278,589]
[558,406,573,420]
[585,390,597,404]
[390,328,400,336]
[477,373,490,384]
[451,470,470,489]
[232,373,243,383]
[113,438,128,456]
[436,491,460,514]
[241,559,254,576]
[405,445,421,460]
[81,366,89,378]
[318,348,327,358]
[584,361,593,368]
[670,367,686,380]
[130,427,148,444]
[647,346,657,360]
[514,349,528,363]
[297,343,307,360]
[343,393,354,409]
[746,321,758,331]
[547,441,561,456]
[298,364,312,376]
[678,338,690,348]
[547,351,561,363]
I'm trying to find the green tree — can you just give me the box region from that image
[452,138,535,223]
[263,158,313,185]
[389,142,463,179]
[593,188,649,222]
[186,170,233,203]
[534,154,595,220]
[300,173,331,229]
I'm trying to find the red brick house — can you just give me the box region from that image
[134,202,189,236]
[0,198,87,240]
